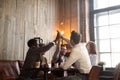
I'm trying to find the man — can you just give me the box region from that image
[61,31,92,80]
[51,44,67,68]
[18,32,60,80]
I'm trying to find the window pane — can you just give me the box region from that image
[94,27,97,40]
[100,53,111,67]
[99,39,110,52]
[94,0,109,9]
[94,12,109,26]
[109,9,120,24]
[94,15,97,27]
[94,0,120,9]
[109,0,120,7]
[110,25,120,38]
[111,53,120,67]
[111,38,120,52]
[93,0,120,67]
[99,26,110,39]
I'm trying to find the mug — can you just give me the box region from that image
[35,61,40,68]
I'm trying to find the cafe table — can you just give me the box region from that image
[34,67,80,80]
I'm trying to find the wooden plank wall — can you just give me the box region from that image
[59,0,90,42]
[59,0,79,39]
[0,0,60,61]
[0,0,86,62]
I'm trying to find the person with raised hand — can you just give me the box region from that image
[18,31,61,80]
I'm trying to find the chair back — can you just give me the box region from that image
[113,63,120,80]
[88,66,102,80]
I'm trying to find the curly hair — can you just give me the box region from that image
[27,39,37,48]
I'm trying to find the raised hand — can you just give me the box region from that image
[54,31,61,43]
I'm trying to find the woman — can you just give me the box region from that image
[86,41,98,66]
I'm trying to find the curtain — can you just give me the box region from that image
[79,0,90,42]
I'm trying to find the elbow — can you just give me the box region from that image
[62,65,68,70]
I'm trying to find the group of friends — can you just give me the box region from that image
[17,30,98,80]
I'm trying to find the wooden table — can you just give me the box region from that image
[35,67,80,80]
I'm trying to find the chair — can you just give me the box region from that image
[113,63,120,80]
[88,66,102,80]
[78,66,102,80]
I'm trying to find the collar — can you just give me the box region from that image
[73,43,80,48]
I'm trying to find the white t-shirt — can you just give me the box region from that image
[89,54,98,66]
[62,43,92,73]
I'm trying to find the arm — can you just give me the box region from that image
[51,39,61,63]
[62,36,73,48]
[61,50,79,70]
[41,31,61,52]
[45,57,49,68]
[41,42,55,52]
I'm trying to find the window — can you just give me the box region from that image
[94,0,120,10]
[90,0,120,67]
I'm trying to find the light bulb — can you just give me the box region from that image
[61,31,64,35]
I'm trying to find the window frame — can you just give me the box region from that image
[89,0,120,41]
[89,0,120,67]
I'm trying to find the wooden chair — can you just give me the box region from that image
[78,66,102,80]
[88,66,102,80]
[113,63,120,80]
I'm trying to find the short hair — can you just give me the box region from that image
[27,39,37,48]
[70,31,81,44]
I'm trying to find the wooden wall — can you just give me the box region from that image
[0,0,60,61]
[59,0,79,39]
[0,0,88,62]
[59,0,90,42]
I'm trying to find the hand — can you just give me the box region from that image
[54,31,61,43]
[61,36,64,39]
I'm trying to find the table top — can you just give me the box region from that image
[32,67,79,72]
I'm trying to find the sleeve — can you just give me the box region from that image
[61,50,79,70]
[41,41,55,52]
[51,39,61,63]
[45,57,49,67]
[62,37,73,48]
